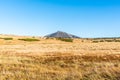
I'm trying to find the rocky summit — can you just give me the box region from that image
[45,31,80,38]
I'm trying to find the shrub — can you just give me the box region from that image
[92,40,99,43]
[0,37,13,40]
[115,40,120,42]
[18,38,39,42]
[57,38,73,42]
[46,37,50,39]
[100,40,104,42]
[105,40,113,42]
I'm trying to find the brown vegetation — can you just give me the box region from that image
[0,35,120,80]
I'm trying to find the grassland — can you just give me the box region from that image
[0,35,120,80]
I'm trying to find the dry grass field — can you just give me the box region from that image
[0,35,120,80]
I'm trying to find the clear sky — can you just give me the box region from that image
[0,0,120,38]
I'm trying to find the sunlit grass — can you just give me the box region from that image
[0,52,120,80]
[0,36,120,80]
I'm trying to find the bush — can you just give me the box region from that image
[18,38,39,42]
[0,37,13,40]
[105,40,113,42]
[57,38,73,42]
[100,40,104,42]
[115,40,120,42]
[92,40,99,43]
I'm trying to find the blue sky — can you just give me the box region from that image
[0,0,120,37]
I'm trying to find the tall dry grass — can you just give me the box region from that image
[0,52,120,80]
[0,36,120,80]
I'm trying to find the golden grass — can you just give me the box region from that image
[0,52,120,80]
[0,35,120,80]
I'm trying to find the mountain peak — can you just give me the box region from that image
[45,31,80,38]
[56,31,65,33]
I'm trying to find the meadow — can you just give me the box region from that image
[0,35,120,80]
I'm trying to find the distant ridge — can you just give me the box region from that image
[45,31,80,38]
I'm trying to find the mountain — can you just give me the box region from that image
[45,31,80,38]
